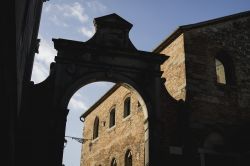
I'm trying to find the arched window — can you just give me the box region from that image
[124,97,131,118]
[109,108,116,128]
[125,150,132,166]
[215,58,226,84]
[215,51,236,85]
[93,117,99,139]
[111,158,117,166]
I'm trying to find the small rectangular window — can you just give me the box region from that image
[109,108,116,128]
[215,59,226,84]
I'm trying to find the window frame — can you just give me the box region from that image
[214,51,236,86]
[125,149,132,166]
[215,58,226,84]
[93,116,99,140]
[109,107,116,128]
[123,96,131,118]
[111,158,117,166]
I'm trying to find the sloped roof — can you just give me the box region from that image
[79,10,250,121]
[153,10,250,53]
[80,84,121,119]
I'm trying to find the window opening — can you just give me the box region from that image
[215,59,226,84]
[109,108,116,128]
[93,117,99,139]
[125,150,132,166]
[124,97,131,118]
[111,158,117,166]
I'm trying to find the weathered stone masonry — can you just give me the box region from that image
[81,85,146,166]
[81,11,250,166]
[154,11,250,165]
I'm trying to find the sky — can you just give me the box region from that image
[31,1,250,166]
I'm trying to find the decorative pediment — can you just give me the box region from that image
[87,13,136,50]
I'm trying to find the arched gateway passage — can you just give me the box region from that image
[33,13,179,166]
[18,12,250,166]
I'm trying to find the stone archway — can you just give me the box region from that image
[49,14,170,165]
[19,13,181,166]
[49,13,170,166]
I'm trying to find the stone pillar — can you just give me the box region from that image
[179,101,198,165]
[49,108,69,166]
[148,75,164,166]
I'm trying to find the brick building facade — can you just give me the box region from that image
[80,84,148,166]
[80,11,250,166]
[153,11,250,166]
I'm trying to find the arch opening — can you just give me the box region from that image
[215,51,236,86]
[111,158,117,166]
[125,149,133,166]
[63,81,149,166]
[123,96,131,118]
[93,117,99,139]
[109,108,116,128]
[215,58,226,84]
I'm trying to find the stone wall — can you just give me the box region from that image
[81,86,146,166]
[16,0,43,102]
[80,13,250,166]
[160,34,186,101]
[155,13,250,156]
[184,15,250,127]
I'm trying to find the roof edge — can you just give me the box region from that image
[153,10,250,53]
[153,27,183,53]
[80,83,121,119]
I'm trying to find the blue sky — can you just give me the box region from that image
[31,1,250,166]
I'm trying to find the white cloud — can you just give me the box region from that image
[44,3,52,13]
[94,81,115,88]
[43,1,109,39]
[54,2,89,23]
[75,92,83,98]
[67,2,89,23]
[86,0,107,13]
[79,26,95,38]
[44,2,89,31]
[31,60,48,83]
[49,15,69,27]
[36,37,56,64]
[68,95,88,111]
[31,36,56,83]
